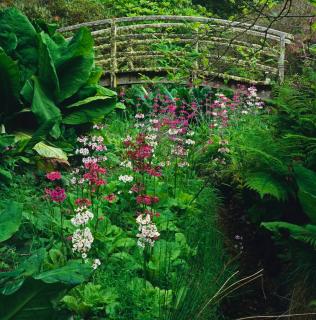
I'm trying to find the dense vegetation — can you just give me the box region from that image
[0,1,316,319]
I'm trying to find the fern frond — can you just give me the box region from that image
[262,221,316,249]
[245,172,288,201]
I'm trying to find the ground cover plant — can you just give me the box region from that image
[1,1,316,319]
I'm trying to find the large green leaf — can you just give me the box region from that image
[54,28,94,102]
[62,96,116,125]
[38,33,59,97]
[0,279,67,320]
[0,49,21,119]
[31,77,61,138]
[33,142,68,161]
[0,248,47,295]
[0,8,38,81]
[34,260,92,285]
[294,165,316,223]
[0,201,23,242]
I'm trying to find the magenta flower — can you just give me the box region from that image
[45,187,67,203]
[46,171,62,181]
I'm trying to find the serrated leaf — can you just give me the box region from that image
[245,172,287,200]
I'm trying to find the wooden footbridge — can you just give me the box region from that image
[58,15,293,88]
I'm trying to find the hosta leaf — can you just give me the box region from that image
[33,142,68,161]
[0,201,23,242]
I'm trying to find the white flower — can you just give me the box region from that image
[92,258,101,270]
[187,131,195,136]
[72,227,94,257]
[118,175,134,183]
[168,128,180,135]
[136,213,160,248]
[178,161,189,168]
[134,123,145,128]
[120,160,133,169]
[71,206,94,227]
[75,148,89,156]
[135,113,145,119]
[77,136,89,145]
[185,139,195,145]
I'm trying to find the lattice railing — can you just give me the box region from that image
[58,15,293,87]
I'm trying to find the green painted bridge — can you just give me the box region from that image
[58,15,293,88]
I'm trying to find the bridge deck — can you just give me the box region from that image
[58,15,293,88]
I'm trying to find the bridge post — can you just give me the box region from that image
[278,34,286,84]
[192,26,200,86]
[110,18,117,88]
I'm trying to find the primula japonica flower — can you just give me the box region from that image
[104,193,117,203]
[136,195,159,206]
[46,171,62,181]
[45,187,67,203]
[83,162,107,186]
[130,183,145,193]
[75,198,92,207]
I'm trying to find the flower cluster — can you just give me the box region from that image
[83,162,107,186]
[46,171,62,181]
[136,213,160,248]
[118,175,134,183]
[71,206,94,227]
[72,227,94,259]
[75,133,107,165]
[136,194,159,206]
[45,171,67,203]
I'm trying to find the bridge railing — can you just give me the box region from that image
[58,15,293,87]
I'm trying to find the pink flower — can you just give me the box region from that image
[104,193,117,203]
[45,187,67,203]
[75,198,92,207]
[136,195,159,206]
[46,171,62,181]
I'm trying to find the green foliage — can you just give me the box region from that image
[34,260,93,285]
[245,172,287,201]
[62,283,119,317]
[262,221,316,249]
[0,279,68,320]
[0,202,22,242]
[294,165,316,223]
[0,8,117,141]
